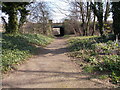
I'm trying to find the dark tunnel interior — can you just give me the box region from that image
[54,27,64,37]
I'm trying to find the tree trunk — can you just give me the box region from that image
[19,10,27,33]
[92,14,96,36]
[86,2,91,36]
[7,11,18,34]
[104,1,110,23]
[91,2,104,36]
[98,17,104,36]
[112,2,120,40]
[1,17,8,31]
[79,2,86,36]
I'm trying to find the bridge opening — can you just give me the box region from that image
[52,26,64,37]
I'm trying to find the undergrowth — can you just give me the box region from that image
[68,34,120,85]
[1,33,53,73]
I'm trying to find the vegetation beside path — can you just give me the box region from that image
[1,33,53,73]
[67,34,120,86]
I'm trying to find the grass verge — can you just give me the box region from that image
[67,34,120,85]
[1,33,53,73]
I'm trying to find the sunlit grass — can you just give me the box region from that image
[67,34,120,85]
[1,33,53,73]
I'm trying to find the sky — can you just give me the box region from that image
[47,0,70,23]
[0,0,113,24]
[0,0,69,24]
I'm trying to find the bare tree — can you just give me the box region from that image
[91,0,111,36]
[92,14,96,36]
[69,0,92,36]
[28,1,50,35]
[91,2,104,36]
[86,2,91,36]
[104,0,110,23]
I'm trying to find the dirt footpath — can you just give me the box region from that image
[2,37,115,88]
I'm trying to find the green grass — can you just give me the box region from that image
[83,64,95,73]
[67,34,120,85]
[22,34,53,47]
[1,33,53,73]
[98,75,109,80]
[63,35,71,38]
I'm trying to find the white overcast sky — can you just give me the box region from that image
[47,0,70,22]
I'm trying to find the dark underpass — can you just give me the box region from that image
[52,26,64,37]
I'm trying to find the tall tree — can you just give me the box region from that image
[112,1,120,39]
[18,3,30,31]
[69,0,92,36]
[92,14,96,36]
[29,2,50,35]
[2,2,30,34]
[104,0,110,23]
[91,2,104,36]
[68,1,82,35]
[86,2,91,36]
[79,2,86,36]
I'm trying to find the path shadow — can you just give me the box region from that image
[2,34,68,56]
[3,70,110,88]
[36,47,68,56]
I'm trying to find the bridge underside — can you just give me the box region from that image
[52,26,64,36]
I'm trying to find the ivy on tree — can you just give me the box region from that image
[2,2,30,34]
